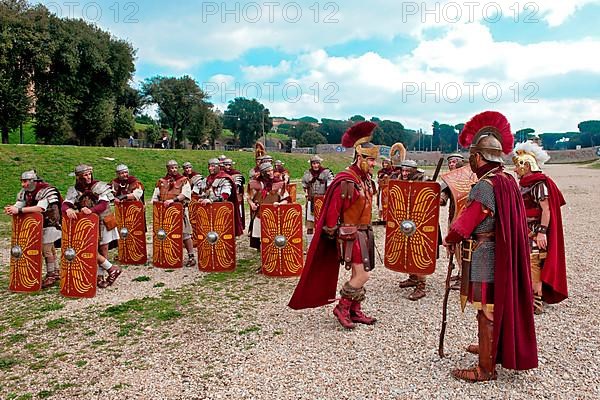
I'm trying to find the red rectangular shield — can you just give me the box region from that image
[312,195,325,223]
[9,213,43,293]
[152,202,184,268]
[115,200,147,265]
[60,213,99,298]
[260,204,303,277]
[385,180,440,275]
[440,165,479,220]
[193,202,236,272]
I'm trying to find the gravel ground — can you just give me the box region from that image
[0,164,598,400]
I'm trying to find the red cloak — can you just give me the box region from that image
[447,167,538,371]
[519,172,567,304]
[288,167,364,309]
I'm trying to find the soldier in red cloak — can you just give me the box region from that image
[289,121,378,330]
[444,111,538,381]
[512,141,567,314]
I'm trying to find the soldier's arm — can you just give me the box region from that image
[445,200,490,244]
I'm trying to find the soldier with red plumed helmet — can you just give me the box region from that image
[289,121,378,330]
[444,111,537,382]
[512,141,567,314]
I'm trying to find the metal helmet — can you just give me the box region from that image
[400,160,418,169]
[74,164,93,176]
[183,162,193,168]
[166,160,178,168]
[512,141,550,176]
[207,158,220,166]
[21,170,38,181]
[309,155,323,163]
[115,164,129,173]
[470,132,504,163]
[218,154,227,161]
[223,158,234,166]
[446,153,464,161]
[259,162,273,173]
[275,160,284,166]
[261,155,273,163]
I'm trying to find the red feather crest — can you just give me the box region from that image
[459,111,513,154]
[341,121,377,148]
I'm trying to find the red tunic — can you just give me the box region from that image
[519,172,568,304]
[288,165,371,310]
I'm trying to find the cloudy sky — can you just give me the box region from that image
[39,0,600,133]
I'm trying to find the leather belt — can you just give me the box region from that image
[473,232,495,242]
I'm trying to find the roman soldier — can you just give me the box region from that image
[444,111,537,382]
[247,162,289,250]
[289,121,378,330]
[4,171,62,288]
[394,159,431,301]
[63,164,121,288]
[112,164,145,203]
[301,155,334,249]
[440,153,466,289]
[513,141,567,314]
[222,158,246,228]
[182,162,204,193]
[274,160,290,185]
[249,142,266,180]
[197,158,244,236]
[376,156,393,223]
[151,160,196,267]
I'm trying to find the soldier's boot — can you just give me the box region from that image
[453,312,497,382]
[42,260,60,289]
[333,298,355,330]
[450,272,461,290]
[105,266,122,287]
[408,280,426,301]
[398,274,418,289]
[533,293,544,315]
[350,300,376,325]
[97,274,109,289]
[466,344,479,354]
[185,253,196,268]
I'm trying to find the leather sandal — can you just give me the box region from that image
[452,366,497,382]
[105,266,122,286]
[97,275,109,289]
[533,294,543,315]
[42,272,60,289]
[466,344,479,354]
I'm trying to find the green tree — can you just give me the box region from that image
[578,120,600,147]
[318,118,350,144]
[299,130,327,147]
[223,97,271,147]
[349,115,366,122]
[0,0,46,143]
[515,128,535,143]
[298,116,318,123]
[142,75,207,148]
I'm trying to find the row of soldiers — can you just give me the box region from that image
[4,151,336,288]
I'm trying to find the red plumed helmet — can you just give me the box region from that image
[459,111,513,155]
[342,121,377,148]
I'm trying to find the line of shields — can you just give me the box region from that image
[8,183,304,298]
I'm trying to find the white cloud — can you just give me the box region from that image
[241,61,291,80]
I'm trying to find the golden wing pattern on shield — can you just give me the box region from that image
[195,205,212,270]
[261,205,303,276]
[61,217,97,296]
[9,214,42,291]
[385,183,439,273]
[441,165,479,220]
[117,202,146,263]
[153,204,183,267]
[313,195,325,223]
[211,204,235,270]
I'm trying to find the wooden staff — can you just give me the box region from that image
[438,251,455,358]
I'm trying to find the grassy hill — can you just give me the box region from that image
[0,144,353,227]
